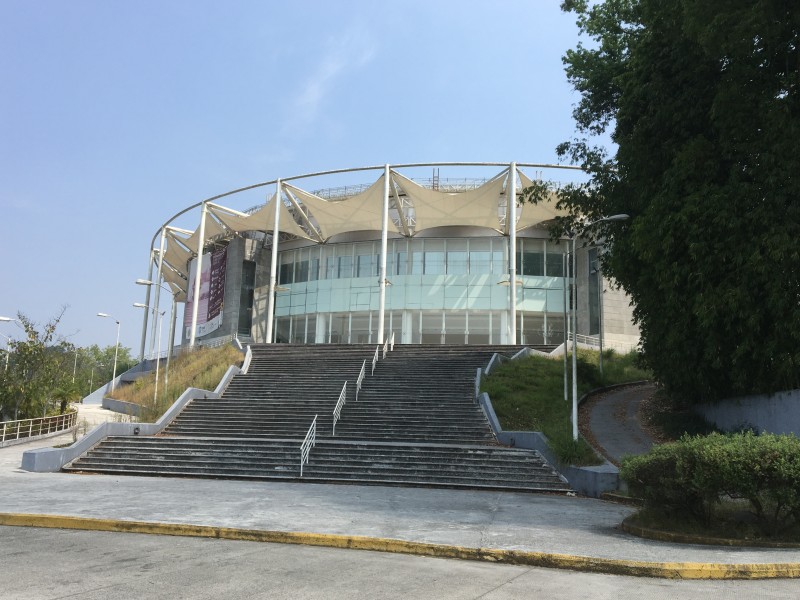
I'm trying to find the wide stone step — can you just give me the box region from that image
[63,344,570,493]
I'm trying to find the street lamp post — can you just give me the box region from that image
[88,363,104,396]
[134,303,166,406]
[0,333,11,373]
[567,214,630,441]
[136,279,178,390]
[97,313,121,394]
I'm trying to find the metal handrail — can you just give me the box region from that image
[332,381,348,436]
[372,346,379,375]
[389,331,395,351]
[1,411,78,444]
[356,360,366,401]
[300,414,317,477]
[382,337,389,359]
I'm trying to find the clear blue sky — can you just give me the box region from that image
[0,0,588,354]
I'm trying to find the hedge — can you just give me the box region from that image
[620,432,800,536]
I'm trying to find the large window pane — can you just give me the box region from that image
[447,240,468,275]
[491,240,506,274]
[523,252,544,276]
[424,240,445,275]
[546,253,565,277]
[410,244,424,274]
[337,255,353,278]
[356,254,376,278]
[393,252,407,275]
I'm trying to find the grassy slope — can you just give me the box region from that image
[481,349,651,465]
[109,345,243,422]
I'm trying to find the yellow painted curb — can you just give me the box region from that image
[1,513,798,580]
[621,516,800,548]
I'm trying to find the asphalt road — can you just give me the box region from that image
[587,382,658,464]
[2,526,797,600]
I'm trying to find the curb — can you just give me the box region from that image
[1,513,799,580]
[621,515,800,549]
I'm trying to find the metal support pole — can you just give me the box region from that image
[139,251,155,361]
[563,252,568,403]
[599,268,604,379]
[153,311,164,405]
[265,181,282,344]
[571,235,578,441]
[150,228,167,356]
[189,202,208,348]
[508,162,517,345]
[166,293,177,392]
[111,320,120,394]
[377,164,390,344]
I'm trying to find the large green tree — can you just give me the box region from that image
[546,0,800,401]
[0,310,136,421]
[0,310,74,420]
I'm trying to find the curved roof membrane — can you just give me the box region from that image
[152,163,578,295]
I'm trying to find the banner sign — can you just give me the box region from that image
[184,246,228,338]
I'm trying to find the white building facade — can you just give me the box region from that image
[139,163,640,357]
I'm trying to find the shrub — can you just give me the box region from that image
[621,432,800,537]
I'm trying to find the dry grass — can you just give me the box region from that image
[110,345,243,422]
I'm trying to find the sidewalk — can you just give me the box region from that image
[0,403,798,579]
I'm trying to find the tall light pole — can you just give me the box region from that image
[0,332,11,373]
[134,303,166,406]
[97,313,121,394]
[88,362,101,395]
[568,214,630,441]
[2,317,19,380]
[136,279,177,388]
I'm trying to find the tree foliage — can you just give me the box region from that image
[540,0,800,401]
[0,309,74,420]
[0,309,135,421]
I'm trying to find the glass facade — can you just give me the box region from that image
[271,237,569,345]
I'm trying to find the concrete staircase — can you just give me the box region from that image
[64,344,570,493]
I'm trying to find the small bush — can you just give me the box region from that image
[621,432,800,538]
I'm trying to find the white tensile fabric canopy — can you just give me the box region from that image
[185,214,227,252]
[208,196,312,240]
[166,167,568,297]
[160,265,188,302]
[283,175,387,240]
[163,230,193,276]
[392,169,509,233]
[515,170,566,231]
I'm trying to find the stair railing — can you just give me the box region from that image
[356,359,366,401]
[300,414,317,477]
[372,345,379,375]
[381,332,397,359]
[332,381,348,436]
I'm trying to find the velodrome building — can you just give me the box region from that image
[138,163,639,357]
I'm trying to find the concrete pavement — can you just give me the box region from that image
[0,401,798,579]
